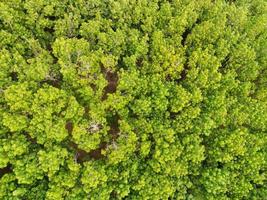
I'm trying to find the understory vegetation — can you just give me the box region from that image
[0,0,267,199]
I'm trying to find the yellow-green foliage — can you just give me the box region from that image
[0,0,267,199]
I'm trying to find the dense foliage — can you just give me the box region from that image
[0,0,267,199]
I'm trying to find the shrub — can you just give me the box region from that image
[0,0,266,199]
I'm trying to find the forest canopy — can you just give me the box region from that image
[0,0,267,199]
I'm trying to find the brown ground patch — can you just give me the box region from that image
[101,66,118,101]
[0,164,12,178]
[108,113,120,140]
[65,121,73,134]
[88,142,107,160]
[70,142,107,163]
